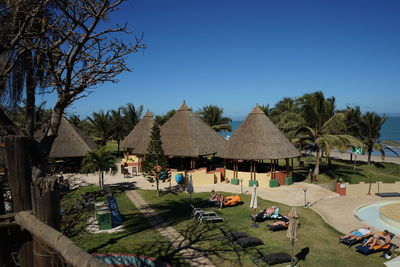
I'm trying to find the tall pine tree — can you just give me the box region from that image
[142,123,170,197]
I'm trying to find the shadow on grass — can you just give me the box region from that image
[319,161,368,183]
[295,247,310,265]
[131,221,249,267]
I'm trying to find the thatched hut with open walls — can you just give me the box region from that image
[120,111,155,172]
[161,103,226,185]
[35,117,98,173]
[218,105,300,188]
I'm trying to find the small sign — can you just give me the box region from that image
[340,184,346,188]
[351,146,363,155]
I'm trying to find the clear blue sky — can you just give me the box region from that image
[42,0,400,120]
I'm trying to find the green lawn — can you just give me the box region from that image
[61,186,393,267]
[61,186,190,266]
[288,157,400,184]
[137,189,388,267]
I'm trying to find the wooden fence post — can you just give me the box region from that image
[4,136,33,267]
[32,176,61,267]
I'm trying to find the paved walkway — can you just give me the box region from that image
[125,190,215,267]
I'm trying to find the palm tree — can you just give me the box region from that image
[270,97,304,139]
[81,147,117,191]
[87,110,112,146]
[295,92,362,175]
[155,109,176,125]
[343,106,362,138]
[359,112,388,164]
[68,114,81,128]
[258,104,271,117]
[197,105,232,132]
[110,109,126,155]
[120,103,144,131]
[0,1,53,137]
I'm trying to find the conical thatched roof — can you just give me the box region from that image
[160,103,226,157]
[35,117,98,158]
[218,105,300,160]
[121,111,155,155]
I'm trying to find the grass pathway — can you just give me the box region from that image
[125,190,216,267]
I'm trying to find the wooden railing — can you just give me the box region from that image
[1,212,107,267]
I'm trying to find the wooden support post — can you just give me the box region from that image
[31,177,61,267]
[285,158,289,177]
[254,160,257,180]
[291,158,294,177]
[5,136,33,267]
[15,211,108,267]
[223,159,226,182]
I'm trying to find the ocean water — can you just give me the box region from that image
[220,117,400,157]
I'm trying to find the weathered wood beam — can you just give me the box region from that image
[0,222,18,229]
[0,213,16,221]
[15,211,108,267]
[5,135,33,267]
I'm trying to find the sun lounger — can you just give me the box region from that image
[198,214,224,224]
[340,232,372,247]
[267,224,288,232]
[190,204,217,218]
[355,232,396,255]
[252,208,282,223]
[218,228,263,248]
[251,249,292,266]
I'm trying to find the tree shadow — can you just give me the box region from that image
[320,161,367,183]
[125,222,248,267]
[295,247,310,265]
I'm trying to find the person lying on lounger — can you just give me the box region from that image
[267,215,290,227]
[339,226,372,241]
[209,190,227,209]
[251,206,279,221]
[362,230,391,249]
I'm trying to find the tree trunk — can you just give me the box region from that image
[5,136,33,267]
[0,177,13,267]
[117,140,120,156]
[99,172,103,191]
[32,177,62,267]
[156,176,159,197]
[368,149,372,164]
[25,52,36,138]
[314,149,320,176]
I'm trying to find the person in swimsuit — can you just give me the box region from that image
[209,190,227,209]
[267,215,290,227]
[339,226,372,241]
[362,230,391,249]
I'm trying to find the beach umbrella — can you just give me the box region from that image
[187,174,194,201]
[249,184,258,210]
[286,206,299,267]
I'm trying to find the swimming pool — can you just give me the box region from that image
[356,201,400,236]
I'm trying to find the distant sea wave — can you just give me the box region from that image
[219,117,400,157]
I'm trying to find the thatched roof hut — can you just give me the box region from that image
[36,117,98,158]
[121,111,155,155]
[218,105,299,160]
[160,103,226,157]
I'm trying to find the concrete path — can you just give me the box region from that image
[192,182,340,207]
[125,190,215,267]
[312,195,400,244]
